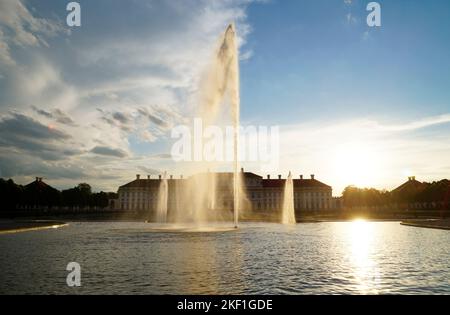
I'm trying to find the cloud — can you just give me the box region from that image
[362,30,370,41]
[32,106,77,126]
[0,0,257,190]
[1,59,79,114]
[32,106,53,119]
[150,153,173,159]
[138,166,161,175]
[90,146,128,158]
[0,112,69,140]
[112,112,130,124]
[346,12,358,25]
[0,0,67,48]
[0,112,80,161]
[98,110,133,132]
[98,105,181,143]
[0,29,15,66]
[138,107,169,128]
[0,153,87,180]
[52,109,77,126]
[378,114,450,132]
[139,130,157,143]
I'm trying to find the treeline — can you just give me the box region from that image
[0,178,118,210]
[342,187,389,208]
[343,179,450,209]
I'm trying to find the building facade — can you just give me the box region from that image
[117,171,333,217]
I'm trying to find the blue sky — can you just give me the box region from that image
[0,0,449,194]
[240,0,450,124]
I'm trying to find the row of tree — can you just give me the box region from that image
[342,179,450,209]
[0,178,118,210]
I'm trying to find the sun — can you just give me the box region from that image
[332,141,386,188]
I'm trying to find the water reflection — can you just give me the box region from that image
[345,220,381,294]
[141,229,247,294]
[169,234,220,294]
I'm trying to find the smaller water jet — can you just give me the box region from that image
[282,171,296,224]
[156,171,168,223]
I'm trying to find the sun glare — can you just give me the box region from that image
[332,142,386,189]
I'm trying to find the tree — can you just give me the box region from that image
[342,186,389,208]
[0,178,23,211]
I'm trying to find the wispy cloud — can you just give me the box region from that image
[0,0,67,54]
[32,106,77,126]
[90,146,128,158]
[346,12,358,25]
[378,114,450,132]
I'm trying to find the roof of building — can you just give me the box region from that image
[119,179,162,189]
[262,178,331,189]
[192,172,263,179]
[242,172,263,179]
[120,172,262,189]
[25,177,58,192]
[392,177,426,194]
[294,179,331,188]
[119,172,331,189]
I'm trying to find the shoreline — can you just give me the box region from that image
[400,219,450,231]
[1,218,449,235]
[0,221,68,235]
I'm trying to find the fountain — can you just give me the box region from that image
[150,24,243,231]
[156,172,168,223]
[197,23,241,228]
[223,24,241,229]
[282,172,296,224]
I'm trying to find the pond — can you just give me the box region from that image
[0,221,448,294]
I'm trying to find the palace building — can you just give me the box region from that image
[116,170,333,217]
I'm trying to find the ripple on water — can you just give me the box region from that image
[0,221,448,294]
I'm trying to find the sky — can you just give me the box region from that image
[0,0,449,195]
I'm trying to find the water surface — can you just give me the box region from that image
[0,221,448,294]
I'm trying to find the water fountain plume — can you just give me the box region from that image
[154,23,243,230]
[156,171,168,223]
[222,23,241,228]
[282,171,296,224]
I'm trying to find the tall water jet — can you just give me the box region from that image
[224,23,241,229]
[160,23,244,229]
[282,172,296,224]
[194,23,242,227]
[156,172,168,223]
